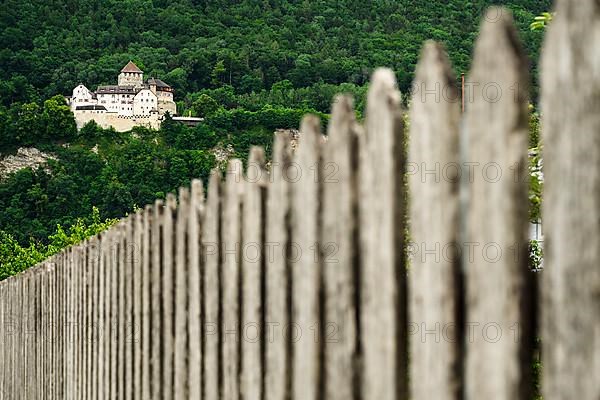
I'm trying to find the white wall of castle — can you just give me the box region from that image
[97,93,135,114]
[133,89,158,115]
[74,111,162,132]
[70,85,95,109]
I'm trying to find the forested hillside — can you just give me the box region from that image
[1,0,549,107]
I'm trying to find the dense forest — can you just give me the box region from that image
[1,0,550,107]
[0,0,549,276]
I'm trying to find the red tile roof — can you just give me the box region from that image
[121,61,143,73]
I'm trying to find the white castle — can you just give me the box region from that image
[66,61,178,131]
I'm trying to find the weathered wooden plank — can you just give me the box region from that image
[51,260,57,400]
[97,234,107,400]
[85,241,93,400]
[53,258,57,398]
[25,272,33,399]
[110,229,119,400]
[39,267,44,399]
[42,266,47,398]
[175,187,190,399]
[141,205,153,400]
[241,147,268,400]
[73,247,80,400]
[35,269,40,399]
[36,269,41,399]
[68,248,76,400]
[188,179,205,399]
[408,41,463,400]
[38,268,43,399]
[359,68,408,400]
[16,274,23,399]
[1,279,6,398]
[292,115,324,400]
[32,269,37,399]
[84,242,91,400]
[16,275,22,399]
[322,96,361,400]
[50,262,56,399]
[51,256,60,400]
[125,217,135,400]
[163,194,177,400]
[1,280,6,397]
[133,212,144,400]
[9,277,14,400]
[151,199,164,400]
[464,8,533,400]
[13,274,19,399]
[90,239,99,400]
[82,245,88,400]
[0,280,4,397]
[23,272,27,397]
[18,275,23,399]
[42,267,46,398]
[117,221,128,400]
[39,268,44,398]
[203,170,222,400]
[0,279,4,397]
[75,247,81,400]
[58,252,65,400]
[30,269,36,399]
[39,264,46,399]
[0,280,3,397]
[540,1,600,399]
[103,234,111,400]
[265,132,293,400]
[9,277,16,400]
[8,277,13,400]
[42,266,48,398]
[222,159,244,400]
[75,246,81,400]
[53,260,59,399]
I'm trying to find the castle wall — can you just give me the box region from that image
[74,111,161,132]
[158,99,177,115]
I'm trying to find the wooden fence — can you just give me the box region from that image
[1,2,599,399]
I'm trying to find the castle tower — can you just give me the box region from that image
[118,61,144,87]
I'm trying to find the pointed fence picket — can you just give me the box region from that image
[463,9,534,400]
[1,3,599,399]
[241,148,267,400]
[541,1,600,399]
[408,40,462,400]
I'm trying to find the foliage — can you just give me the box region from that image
[528,109,543,222]
[529,239,543,271]
[530,11,555,31]
[0,95,76,152]
[192,94,221,118]
[0,125,217,246]
[0,0,551,107]
[0,207,117,281]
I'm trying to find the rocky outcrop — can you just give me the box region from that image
[0,147,56,179]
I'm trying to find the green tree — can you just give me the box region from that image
[211,60,227,87]
[42,95,77,142]
[192,94,220,117]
